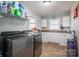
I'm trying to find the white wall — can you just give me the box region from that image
[71,2,79,31]
[0,7,41,32]
[0,17,28,32]
[25,8,42,29]
[70,2,79,56]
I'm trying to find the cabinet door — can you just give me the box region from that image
[46,33,55,42]
[59,33,67,46]
[42,19,47,27]
[47,33,60,43]
[58,33,63,45]
[64,34,73,46]
[42,32,48,42]
[48,18,61,30]
[62,16,70,27]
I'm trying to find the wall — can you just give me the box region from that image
[25,7,42,29]
[0,7,41,32]
[71,2,79,31]
[70,1,79,56]
[0,17,28,32]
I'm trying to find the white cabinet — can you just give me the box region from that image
[42,19,48,27]
[59,33,66,46]
[59,33,73,46]
[42,32,64,44]
[42,32,72,46]
[62,16,70,27]
[42,32,48,42]
[46,33,59,43]
[48,17,61,30]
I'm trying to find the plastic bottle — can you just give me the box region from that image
[25,12,27,17]
[14,9,22,17]
[10,7,16,15]
[12,1,19,9]
[19,3,25,18]
[2,1,8,13]
[0,2,3,12]
[7,2,12,13]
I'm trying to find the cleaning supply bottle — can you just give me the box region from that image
[14,9,22,17]
[0,2,3,12]
[7,1,12,13]
[12,1,19,9]
[10,7,16,15]
[19,3,25,18]
[2,1,8,13]
[25,12,27,17]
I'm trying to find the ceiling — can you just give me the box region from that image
[20,1,74,17]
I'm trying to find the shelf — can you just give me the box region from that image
[0,12,27,20]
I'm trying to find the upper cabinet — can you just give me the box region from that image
[48,17,61,30]
[42,19,48,28]
[0,1,27,20]
[41,16,71,31]
[62,16,70,27]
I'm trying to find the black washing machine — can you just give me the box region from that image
[33,33,42,57]
[1,31,34,57]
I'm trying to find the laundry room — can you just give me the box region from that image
[0,1,79,57]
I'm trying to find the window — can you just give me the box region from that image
[49,18,60,30]
[28,17,36,30]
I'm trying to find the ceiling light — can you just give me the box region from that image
[43,1,51,6]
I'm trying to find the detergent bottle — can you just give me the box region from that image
[0,2,3,12]
[2,1,8,13]
[7,1,12,13]
[19,3,25,18]
[14,9,22,17]
[12,1,19,9]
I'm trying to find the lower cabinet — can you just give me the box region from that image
[42,32,72,46]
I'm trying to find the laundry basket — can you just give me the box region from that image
[66,39,77,57]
